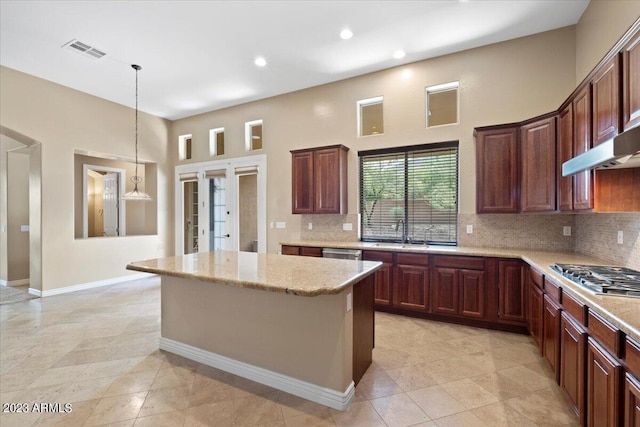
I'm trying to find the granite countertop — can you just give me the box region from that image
[281,240,640,343]
[126,250,381,297]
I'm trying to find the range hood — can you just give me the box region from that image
[562,125,640,177]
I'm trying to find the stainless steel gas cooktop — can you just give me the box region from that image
[550,264,640,297]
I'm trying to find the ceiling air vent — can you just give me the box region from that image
[62,39,106,60]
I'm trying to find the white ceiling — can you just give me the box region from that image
[0,1,589,121]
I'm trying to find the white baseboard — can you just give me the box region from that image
[31,273,155,297]
[0,278,30,287]
[159,337,355,411]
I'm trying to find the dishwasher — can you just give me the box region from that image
[322,247,362,260]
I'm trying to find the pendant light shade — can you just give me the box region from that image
[122,64,152,201]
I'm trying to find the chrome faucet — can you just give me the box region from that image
[395,219,407,244]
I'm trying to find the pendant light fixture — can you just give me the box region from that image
[122,64,152,201]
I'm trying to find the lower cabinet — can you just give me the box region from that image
[587,337,622,427]
[395,264,429,312]
[497,260,527,324]
[362,251,394,306]
[625,373,640,427]
[560,311,587,424]
[528,277,544,353]
[431,256,486,320]
[543,294,562,383]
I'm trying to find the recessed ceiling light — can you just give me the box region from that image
[340,29,353,40]
[254,57,267,67]
[393,50,406,59]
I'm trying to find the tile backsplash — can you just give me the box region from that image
[458,213,576,251]
[575,213,640,270]
[298,211,640,270]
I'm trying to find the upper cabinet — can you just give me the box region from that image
[475,127,519,214]
[572,86,595,211]
[521,116,557,212]
[622,30,640,130]
[557,106,573,211]
[291,145,348,214]
[592,56,620,146]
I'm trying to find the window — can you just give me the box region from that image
[245,120,263,151]
[209,127,225,156]
[358,96,384,137]
[178,134,193,160]
[359,142,458,245]
[426,82,459,127]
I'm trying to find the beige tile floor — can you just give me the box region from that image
[0,277,580,426]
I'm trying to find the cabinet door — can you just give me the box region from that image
[431,267,458,315]
[281,245,301,256]
[395,265,429,312]
[623,30,640,130]
[498,260,527,323]
[373,263,393,306]
[587,338,622,427]
[314,147,345,214]
[528,280,544,353]
[558,106,574,211]
[592,56,620,146]
[625,373,640,427]
[459,269,485,319]
[291,151,314,214]
[543,294,562,383]
[521,117,557,212]
[573,86,594,210]
[560,312,587,425]
[475,127,520,213]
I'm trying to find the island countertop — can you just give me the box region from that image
[127,250,382,297]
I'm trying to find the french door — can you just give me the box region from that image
[175,155,266,256]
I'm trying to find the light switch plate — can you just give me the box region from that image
[343,223,353,231]
[308,223,313,230]
[276,222,286,229]
[563,226,571,236]
[618,231,623,245]
[20,225,29,232]
[1,225,6,233]
[466,225,473,234]
[346,292,353,312]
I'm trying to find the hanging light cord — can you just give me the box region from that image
[132,64,142,187]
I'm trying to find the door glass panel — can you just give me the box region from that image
[238,174,258,252]
[183,181,199,254]
[209,176,227,250]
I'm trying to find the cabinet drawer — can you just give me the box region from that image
[300,247,323,257]
[432,255,484,270]
[544,277,562,304]
[530,267,544,290]
[281,245,300,256]
[363,250,394,263]
[588,310,622,358]
[396,253,429,266]
[627,337,640,378]
[562,291,587,325]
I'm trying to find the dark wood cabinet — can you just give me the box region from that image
[498,260,527,324]
[560,311,587,425]
[572,86,595,211]
[543,294,562,384]
[528,276,544,353]
[291,145,348,214]
[431,256,486,319]
[475,127,520,213]
[395,264,429,312]
[521,117,557,212]
[592,56,621,146]
[625,373,640,427]
[557,106,574,211]
[281,245,301,255]
[363,251,394,307]
[622,30,640,130]
[587,337,622,427]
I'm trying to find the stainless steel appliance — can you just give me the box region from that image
[322,248,362,260]
[551,264,640,297]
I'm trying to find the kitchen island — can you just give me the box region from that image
[126,250,381,410]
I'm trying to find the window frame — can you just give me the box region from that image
[426,81,459,128]
[209,127,225,156]
[357,96,384,137]
[359,141,459,246]
[245,119,263,151]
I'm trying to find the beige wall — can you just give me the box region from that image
[575,1,640,82]
[7,150,30,281]
[0,66,173,291]
[172,26,577,254]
